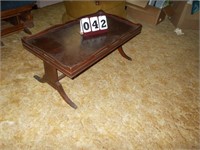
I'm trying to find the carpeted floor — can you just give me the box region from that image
[1,2,199,150]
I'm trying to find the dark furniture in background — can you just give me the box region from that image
[1,1,36,38]
[22,11,142,109]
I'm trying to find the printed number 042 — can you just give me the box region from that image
[80,15,108,33]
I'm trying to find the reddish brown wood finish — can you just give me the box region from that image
[22,10,142,109]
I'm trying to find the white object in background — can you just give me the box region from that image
[187,0,193,5]
[148,0,157,6]
[36,0,63,8]
[155,0,166,9]
[174,28,184,35]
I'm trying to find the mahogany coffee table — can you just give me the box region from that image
[22,10,142,109]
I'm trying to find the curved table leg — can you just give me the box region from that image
[1,41,4,47]
[33,61,78,109]
[55,82,78,109]
[118,46,132,61]
[34,75,46,83]
[24,27,32,35]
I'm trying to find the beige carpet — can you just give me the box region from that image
[1,2,199,149]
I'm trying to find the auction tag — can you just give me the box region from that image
[80,15,108,36]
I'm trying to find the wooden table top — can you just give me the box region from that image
[22,10,142,78]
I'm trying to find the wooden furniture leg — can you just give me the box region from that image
[23,27,32,35]
[33,61,78,109]
[1,41,4,47]
[118,46,132,61]
[1,4,34,37]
